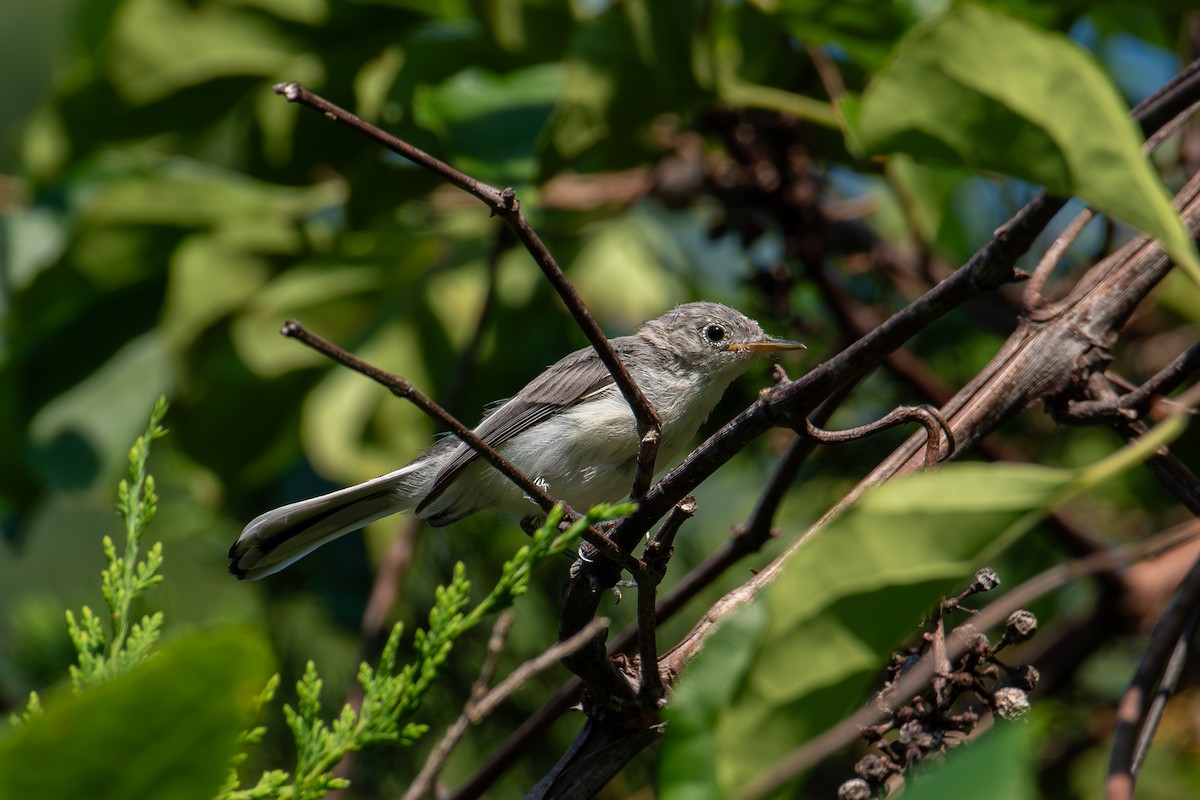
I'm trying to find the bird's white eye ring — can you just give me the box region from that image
[703,323,727,344]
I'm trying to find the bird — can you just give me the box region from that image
[229,302,805,579]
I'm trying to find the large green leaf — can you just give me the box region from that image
[857,3,1200,282]
[0,627,272,800]
[413,64,563,185]
[107,0,319,104]
[80,159,343,253]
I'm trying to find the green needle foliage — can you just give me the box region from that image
[222,503,634,799]
[11,396,169,725]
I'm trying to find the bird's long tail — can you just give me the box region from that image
[229,463,422,580]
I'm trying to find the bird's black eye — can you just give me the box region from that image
[703,323,727,344]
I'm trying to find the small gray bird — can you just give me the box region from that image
[229,302,804,579]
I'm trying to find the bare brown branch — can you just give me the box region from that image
[273,82,664,500]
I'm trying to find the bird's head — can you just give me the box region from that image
[639,302,806,375]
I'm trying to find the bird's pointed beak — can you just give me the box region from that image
[730,337,807,354]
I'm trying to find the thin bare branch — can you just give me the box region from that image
[442,680,584,800]
[1064,341,1200,423]
[636,496,696,704]
[404,615,607,800]
[1131,609,1200,774]
[475,618,610,721]
[1106,547,1200,800]
[1023,207,1098,311]
[273,82,664,500]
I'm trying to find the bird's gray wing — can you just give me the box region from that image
[415,339,638,513]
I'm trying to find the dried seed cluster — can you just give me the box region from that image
[838,568,1038,799]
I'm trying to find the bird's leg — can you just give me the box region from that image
[531,516,627,603]
[803,405,956,469]
[519,515,547,537]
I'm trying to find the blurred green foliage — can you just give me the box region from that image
[0,626,271,800]
[2,0,1199,797]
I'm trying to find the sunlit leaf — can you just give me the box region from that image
[413,65,563,185]
[108,0,320,104]
[0,627,271,800]
[904,719,1038,800]
[81,159,344,253]
[858,3,1200,281]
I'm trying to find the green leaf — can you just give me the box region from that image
[108,0,320,105]
[776,0,914,70]
[161,236,271,353]
[658,602,770,800]
[27,334,170,492]
[857,3,1200,282]
[413,64,563,185]
[0,627,272,800]
[904,718,1039,800]
[81,159,342,253]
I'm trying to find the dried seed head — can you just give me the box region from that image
[1005,610,1038,642]
[898,719,940,750]
[971,567,1001,593]
[950,671,975,689]
[948,709,980,731]
[1013,664,1040,691]
[838,778,873,800]
[854,753,894,783]
[956,624,991,654]
[994,686,1031,720]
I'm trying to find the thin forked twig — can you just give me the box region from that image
[1023,207,1098,311]
[474,617,610,720]
[636,496,697,704]
[273,81,664,500]
[400,609,517,800]
[1064,341,1200,423]
[279,319,644,576]
[1105,546,1200,799]
[1131,606,1200,775]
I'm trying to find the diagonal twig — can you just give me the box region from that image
[403,615,609,800]
[1105,545,1200,800]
